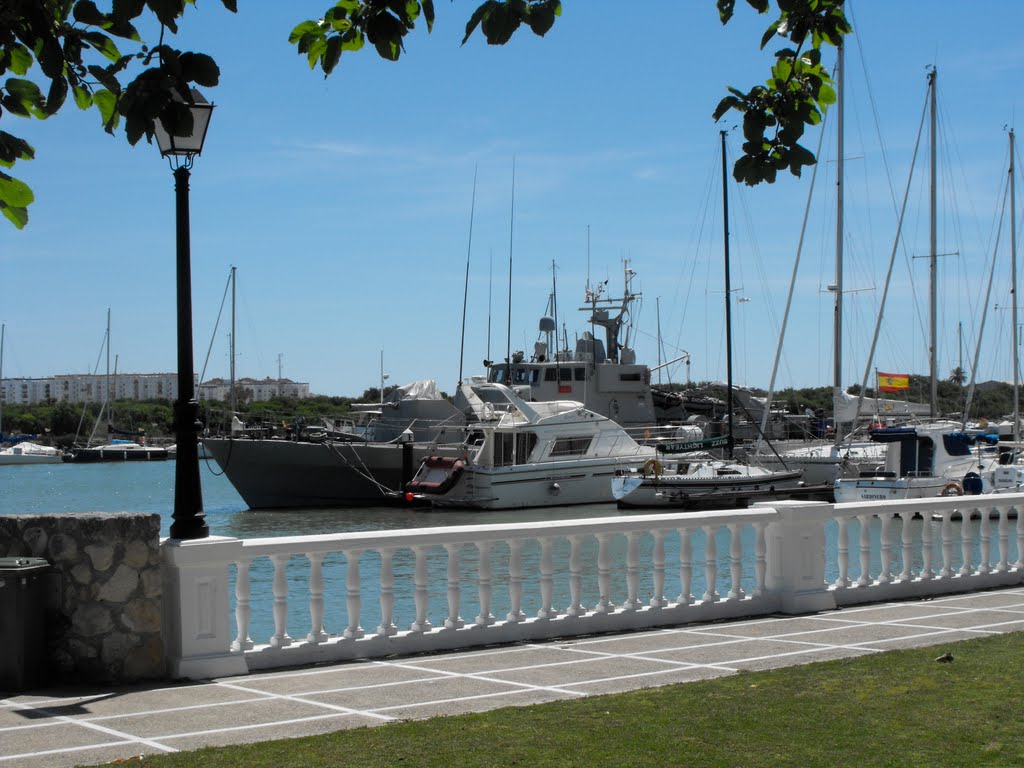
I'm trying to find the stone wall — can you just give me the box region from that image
[0,513,164,684]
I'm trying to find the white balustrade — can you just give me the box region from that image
[162,496,1024,680]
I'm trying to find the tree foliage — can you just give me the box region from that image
[0,0,849,229]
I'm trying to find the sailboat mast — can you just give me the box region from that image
[720,130,735,459]
[833,42,845,447]
[505,156,516,385]
[230,266,236,415]
[458,166,478,386]
[1011,129,1020,443]
[929,67,938,418]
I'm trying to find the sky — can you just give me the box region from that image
[2,1,1024,399]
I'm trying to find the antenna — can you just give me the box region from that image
[505,156,516,385]
[457,165,478,387]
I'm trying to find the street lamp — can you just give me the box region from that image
[154,88,213,540]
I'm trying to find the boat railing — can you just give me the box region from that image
[162,494,1024,680]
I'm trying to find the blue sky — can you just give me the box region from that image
[2,1,1023,399]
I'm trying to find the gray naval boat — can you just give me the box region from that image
[204,265,697,509]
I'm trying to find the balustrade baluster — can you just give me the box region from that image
[920,513,934,580]
[537,537,557,619]
[475,541,496,626]
[959,508,974,576]
[753,522,767,597]
[566,535,585,617]
[940,512,954,578]
[231,557,253,652]
[411,545,432,633]
[702,525,719,603]
[595,533,614,614]
[377,548,398,636]
[650,530,668,608]
[306,552,328,644]
[507,539,526,622]
[899,513,914,582]
[270,553,292,648]
[978,507,992,575]
[726,524,744,600]
[878,513,893,584]
[1017,505,1024,569]
[835,517,850,588]
[856,514,872,587]
[678,528,693,604]
[444,544,465,629]
[344,549,365,639]
[997,507,1010,573]
[623,532,641,610]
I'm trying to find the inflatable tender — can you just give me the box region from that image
[406,456,466,495]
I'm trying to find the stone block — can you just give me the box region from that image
[97,564,139,603]
[140,568,162,598]
[21,526,48,556]
[48,533,78,562]
[122,598,161,633]
[70,563,93,586]
[124,636,165,680]
[84,543,115,572]
[72,602,113,637]
[124,540,150,569]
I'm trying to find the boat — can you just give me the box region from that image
[406,382,657,509]
[0,323,63,466]
[612,132,807,509]
[68,438,170,462]
[832,422,1016,501]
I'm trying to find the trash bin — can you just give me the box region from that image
[0,557,52,692]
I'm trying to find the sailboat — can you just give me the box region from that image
[0,323,64,465]
[67,310,169,463]
[834,74,1022,501]
[612,132,805,509]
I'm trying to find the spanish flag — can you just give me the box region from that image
[877,371,910,392]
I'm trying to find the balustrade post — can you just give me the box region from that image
[650,529,668,608]
[940,512,954,578]
[566,535,585,617]
[623,532,642,610]
[727,524,744,601]
[856,514,872,587]
[920,513,934,580]
[475,541,496,626]
[878,513,893,584]
[753,522,767,597]
[997,507,1010,573]
[1016,504,1024,569]
[344,549,365,639]
[978,507,992,575]
[898,515,914,582]
[445,544,465,629]
[232,557,253,652]
[594,533,615,614]
[162,536,248,680]
[835,517,850,588]
[959,508,974,577]
[306,552,328,644]
[507,539,526,622]
[270,553,293,648]
[701,525,719,604]
[537,537,557,619]
[677,527,694,605]
[411,545,433,633]
[761,501,835,614]
[377,548,398,636]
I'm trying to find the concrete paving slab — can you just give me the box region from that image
[235,661,442,695]
[155,711,381,752]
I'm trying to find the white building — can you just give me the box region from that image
[0,373,193,405]
[198,377,310,403]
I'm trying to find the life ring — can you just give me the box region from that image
[642,458,663,478]
[940,482,963,497]
[482,403,496,420]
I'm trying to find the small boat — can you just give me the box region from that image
[0,441,63,466]
[406,382,657,510]
[68,439,169,463]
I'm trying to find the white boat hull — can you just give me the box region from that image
[0,443,63,465]
[614,468,804,509]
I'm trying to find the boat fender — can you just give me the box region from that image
[940,481,963,497]
[550,482,561,495]
[642,458,663,478]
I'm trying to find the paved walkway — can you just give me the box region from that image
[3,586,1024,768]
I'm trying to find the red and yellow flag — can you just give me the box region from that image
[877,372,910,392]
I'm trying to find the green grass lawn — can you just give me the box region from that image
[113,632,1024,768]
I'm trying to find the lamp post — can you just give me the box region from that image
[154,88,214,540]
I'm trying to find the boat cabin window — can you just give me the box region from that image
[619,372,642,382]
[512,367,530,384]
[549,436,593,457]
[574,367,586,381]
[943,434,973,457]
[493,431,538,466]
[559,368,572,382]
[545,369,557,382]
[488,365,506,383]
[901,437,934,477]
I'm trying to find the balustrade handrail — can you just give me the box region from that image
[834,493,1024,519]
[237,508,779,558]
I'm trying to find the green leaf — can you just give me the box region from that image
[289,20,322,44]
[323,36,343,75]
[817,82,836,106]
[4,78,45,117]
[73,0,108,27]
[145,0,183,34]
[463,1,497,44]
[0,172,35,207]
[72,83,94,110]
[0,132,35,168]
[45,77,68,115]
[1,202,29,229]
[87,65,121,95]
[82,31,122,63]
[113,0,147,22]
[94,89,119,131]
[220,0,237,11]
[713,95,742,121]
[179,52,220,87]
[341,30,365,53]
[423,0,435,32]
[717,0,736,23]
[8,45,33,76]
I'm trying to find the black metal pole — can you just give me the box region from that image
[170,164,208,540]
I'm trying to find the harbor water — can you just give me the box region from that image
[2,461,1013,648]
